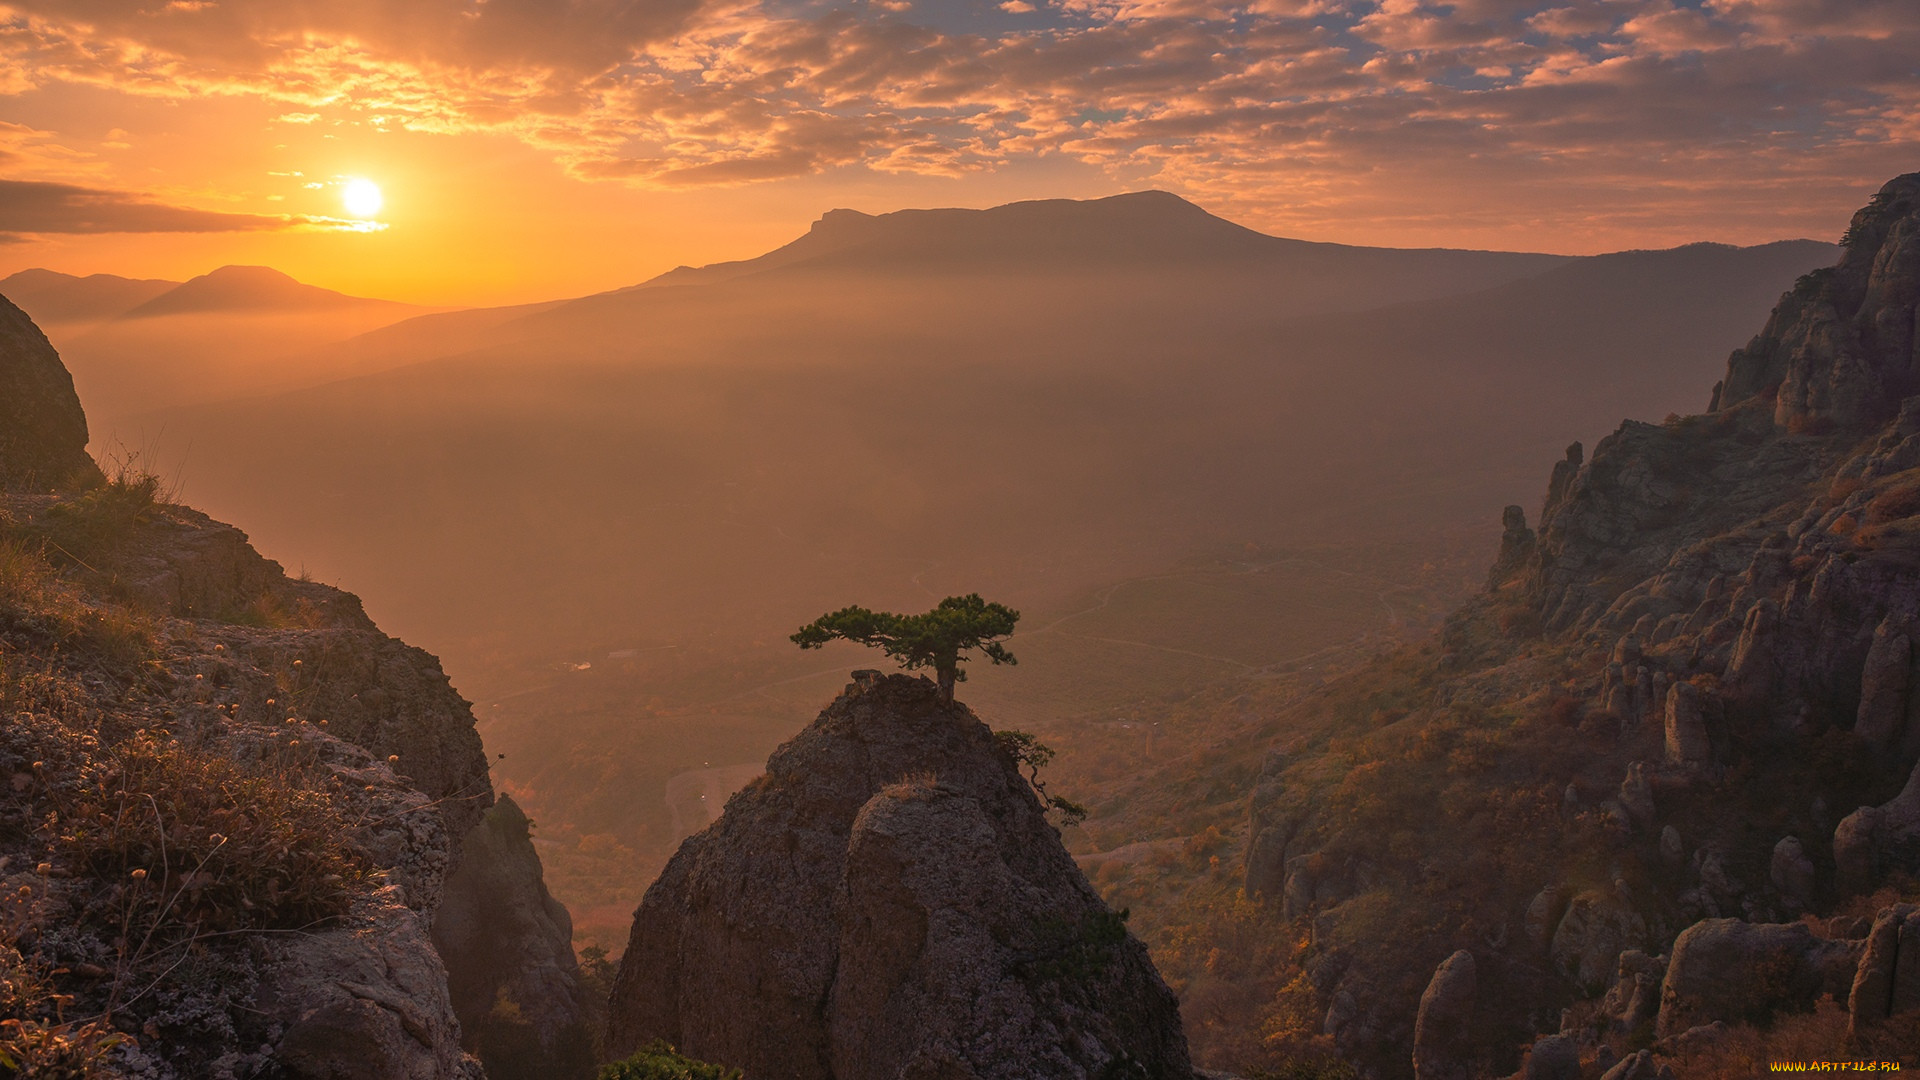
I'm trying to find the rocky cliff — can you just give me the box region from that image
[1241,173,1920,1077]
[607,672,1194,1079]
[0,295,587,1077]
[0,293,99,488]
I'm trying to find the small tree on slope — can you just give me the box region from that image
[790,593,1018,704]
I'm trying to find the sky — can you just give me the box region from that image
[0,0,1914,305]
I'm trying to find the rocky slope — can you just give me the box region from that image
[1238,173,1920,1077]
[0,295,588,1077]
[608,671,1194,1079]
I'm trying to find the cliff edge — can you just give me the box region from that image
[0,294,587,1078]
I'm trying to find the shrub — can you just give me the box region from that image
[33,469,165,569]
[599,1042,741,1080]
[0,935,121,1079]
[53,735,372,945]
[994,729,1088,825]
[0,539,152,666]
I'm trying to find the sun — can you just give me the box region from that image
[341,178,383,218]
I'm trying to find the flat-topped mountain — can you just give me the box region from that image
[642,190,1568,293]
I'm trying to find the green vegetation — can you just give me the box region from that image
[599,1042,741,1080]
[792,593,1018,703]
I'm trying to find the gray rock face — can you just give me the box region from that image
[1833,758,1920,893]
[1551,891,1647,994]
[1656,918,1860,1037]
[1855,614,1916,750]
[1719,173,1920,433]
[434,795,595,1080]
[606,674,1192,1080]
[1596,950,1665,1044]
[0,292,97,488]
[1488,504,1537,589]
[1412,950,1475,1080]
[1769,836,1816,906]
[1516,1033,1579,1080]
[1848,902,1920,1038]
[258,887,480,1080]
[1662,683,1711,766]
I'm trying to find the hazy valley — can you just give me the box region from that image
[7,195,1837,958]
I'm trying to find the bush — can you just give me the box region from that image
[53,735,372,944]
[599,1042,741,1080]
[34,469,165,569]
[0,539,152,666]
[0,936,121,1079]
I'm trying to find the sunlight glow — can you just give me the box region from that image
[342,178,383,218]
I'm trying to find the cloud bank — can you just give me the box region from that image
[3,0,1916,234]
[0,178,311,242]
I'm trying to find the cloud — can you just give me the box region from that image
[0,0,1915,240]
[0,178,305,241]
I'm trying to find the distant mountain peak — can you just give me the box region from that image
[120,264,403,318]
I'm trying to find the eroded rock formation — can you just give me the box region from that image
[607,673,1193,1080]
[0,293,97,487]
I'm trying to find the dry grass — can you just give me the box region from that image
[52,734,373,944]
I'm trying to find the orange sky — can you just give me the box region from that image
[1,0,1915,306]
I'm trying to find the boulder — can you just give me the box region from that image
[258,888,480,1080]
[0,293,98,488]
[1656,918,1861,1037]
[1619,763,1656,832]
[1551,890,1647,993]
[1488,505,1537,588]
[1524,885,1570,953]
[606,674,1192,1079]
[1833,758,1920,894]
[1769,836,1816,907]
[1412,950,1475,1080]
[1596,949,1665,1042]
[1663,683,1711,766]
[831,780,1187,1080]
[1855,615,1914,751]
[1516,1033,1579,1080]
[1659,826,1685,867]
[1847,902,1920,1039]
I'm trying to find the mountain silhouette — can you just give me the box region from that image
[0,267,178,324]
[120,264,408,318]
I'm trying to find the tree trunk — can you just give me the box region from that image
[936,665,956,704]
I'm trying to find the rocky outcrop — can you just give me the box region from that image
[1654,918,1859,1037]
[1550,891,1647,994]
[1488,505,1537,589]
[1717,173,1920,433]
[1833,758,1920,893]
[1514,1034,1578,1080]
[434,796,596,1080]
[0,292,97,488]
[1847,902,1920,1038]
[607,673,1192,1080]
[1411,950,1475,1080]
[0,301,575,1079]
[258,888,479,1080]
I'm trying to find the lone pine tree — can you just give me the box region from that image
[791,593,1019,703]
